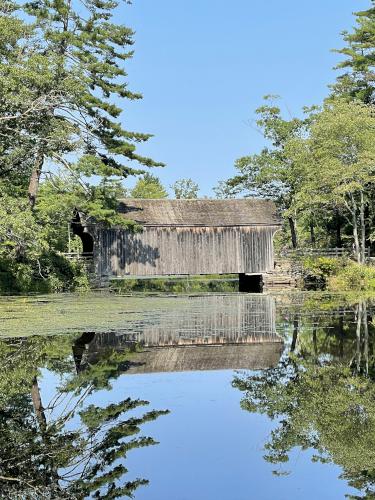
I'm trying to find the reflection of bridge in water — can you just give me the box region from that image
[74,295,283,373]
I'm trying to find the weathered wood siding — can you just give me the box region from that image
[97,225,278,277]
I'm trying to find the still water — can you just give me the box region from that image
[0,292,374,499]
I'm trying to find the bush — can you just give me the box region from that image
[302,256,375,291]
[302,256,347,288]
[0,253,90,295]
[328,263,375,291]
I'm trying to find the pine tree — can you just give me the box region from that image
[332,2,375,103]
[0,1,47,190]
[9,0,163,207]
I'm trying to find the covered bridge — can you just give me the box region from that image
[72,198,281,284]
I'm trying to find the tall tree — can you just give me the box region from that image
[1,0,163,207]
[288,100,375,263]
[0,334,169,498]
[233,300,375,498]
[332,1,375,104]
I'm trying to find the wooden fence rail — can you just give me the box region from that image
[279,247,371,259]
[59,252,94,261]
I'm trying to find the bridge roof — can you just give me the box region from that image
[117,198,281,227]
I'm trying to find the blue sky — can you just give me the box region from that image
[119,0,369,196]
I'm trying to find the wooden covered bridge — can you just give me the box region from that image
[72,198,281,289]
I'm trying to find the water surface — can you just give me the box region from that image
[0,292,374,499]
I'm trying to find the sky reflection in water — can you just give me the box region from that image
[0,293,373,499]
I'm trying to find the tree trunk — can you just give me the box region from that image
[28,151,44,209]
[312,325,318,358]
[360,190,366,264]
[288,217,298,249]
[31,376,61,487]
[309,221,316,247]
[338,312,344,360]
[335,211,342,248]
[350,194,361,263]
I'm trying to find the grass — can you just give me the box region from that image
[110,275,239,293]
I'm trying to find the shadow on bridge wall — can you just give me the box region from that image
[119,237,160,268]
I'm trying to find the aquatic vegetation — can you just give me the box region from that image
[0,293,189,337]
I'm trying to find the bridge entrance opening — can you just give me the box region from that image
[239,273,263,293]
[71,213,94,254]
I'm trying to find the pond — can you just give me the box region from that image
[0,292,374,499]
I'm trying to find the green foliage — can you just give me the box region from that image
[302,256,347,287]
[291,100,375,210]
[220,95,375,253]
[0,191,45,260]
[222,95,310,205]
[37,176,140,234]
[301,256,375,292]
[212,180,237,199]
[5,0,163,185]
[130,173,168,199]
[216,96,314,247]
[0,0,164,292]
[170,178,199,199]
[0,189,91,293]
[329,263,375,292]
[332,1,375,103]
[236,361,375,490]
[292,99,375,261]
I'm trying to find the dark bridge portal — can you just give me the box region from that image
[71,212,94,254]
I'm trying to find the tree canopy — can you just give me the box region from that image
[332,2,375,104]
[0,0,163,207]
[130,173,168,199]
[171,178,199,199]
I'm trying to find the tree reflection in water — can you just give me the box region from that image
[233,299,375,499]
[0,333,169,498]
